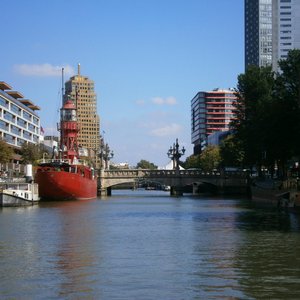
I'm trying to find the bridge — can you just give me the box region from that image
[98,169,250,196]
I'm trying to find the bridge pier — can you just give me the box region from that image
[192,183,198,195]
[170,186,183,196]
[97,187,112,197]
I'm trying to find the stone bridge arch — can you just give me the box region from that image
[98,169,250,196]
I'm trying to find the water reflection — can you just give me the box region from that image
[48,200,101,299]
[234,208,300,299]
[1,191,300,299]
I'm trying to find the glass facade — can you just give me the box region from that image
[246,0,300,71]
[245,0,273,68]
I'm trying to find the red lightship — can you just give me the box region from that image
[35,98,97,200]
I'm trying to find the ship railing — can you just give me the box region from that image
[38,158,91,167]
[39,158,71,164]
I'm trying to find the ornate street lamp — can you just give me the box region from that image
[167,138,185,170]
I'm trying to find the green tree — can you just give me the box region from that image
[271,50,300,177]
[184,154,201,169]
[21,143,42,165]
[232,65,275,172]
[0,139,14,169]
[136,159,158,169]
[219,135,244,168]
[199,145,221,172]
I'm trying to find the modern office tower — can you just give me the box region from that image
[245,0,273,68]
[191,89,237,155]
[245,0,300,70]
[272,0,300,71]
[64,65,100,166]
[0,81,41,154]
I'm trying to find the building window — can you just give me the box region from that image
[11,104,21,115]
[0,120,7,130]
[17,118,27,128]
[4,111,15,123]
[4,133,15,145]
[11,125,21,136]
[0,96,9,108]
[23,111,32,122]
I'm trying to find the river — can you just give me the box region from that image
[1,189,300,299]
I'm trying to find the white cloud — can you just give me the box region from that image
[151,96,177,105]
[13,63,75,77]
[135,99,145,105]
[165,97,177,105]
[149,123,182,137]
[152,97,165,105]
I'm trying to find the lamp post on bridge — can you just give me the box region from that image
[167,138,185,170]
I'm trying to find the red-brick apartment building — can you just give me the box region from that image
[191,88,237,155]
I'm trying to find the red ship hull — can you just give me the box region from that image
[35,164,97,200]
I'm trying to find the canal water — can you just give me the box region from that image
[1,190,300,300]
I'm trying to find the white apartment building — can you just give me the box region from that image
[0,81,41,157]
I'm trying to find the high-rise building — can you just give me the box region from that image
[245,0,300,71]
[64,65,100,166]
[191,88,237,155]
[272,0,300,71]
[245,0,273,68]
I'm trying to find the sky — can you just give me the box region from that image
[1,0,244,167]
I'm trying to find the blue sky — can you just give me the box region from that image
[1,0,244,167]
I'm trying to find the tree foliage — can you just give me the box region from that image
[198,145,221,172]
[136,159,158,169]
[219,135,244,168]
[0,139,14,165]
[21,143,43,165]
[184,154,201,169]
[232,65,275,169]
[231,49,300,178]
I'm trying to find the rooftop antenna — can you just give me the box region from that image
[78,63,81,76]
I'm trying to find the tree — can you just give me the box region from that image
[184,154,201,169]
[272,50,300,169]
[21,143,42,165]
[0,139,14,169]
[219,135,244,168]
[232,50,300,178]
[232,65,275,172]
[136,159,158,169]
[199,145,221,172]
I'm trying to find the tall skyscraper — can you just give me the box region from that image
[272,0,300,71]
[245,0,300,71]
[64,65,100,166]
[245,0,273,68]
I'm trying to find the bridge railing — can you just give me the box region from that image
[101,169,249,178]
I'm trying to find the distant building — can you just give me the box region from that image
[191,88,237,155]
[42,136,59,154]
[245,0,300,71]
[207,131,231,146]
[0,81,41,161]
[64,64,100,167]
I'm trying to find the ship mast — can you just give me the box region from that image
[62,67,65,106]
